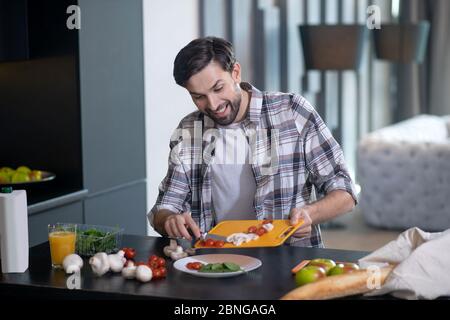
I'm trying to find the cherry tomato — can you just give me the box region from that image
[256,227,267,236]
[214,240,225,247]
[198,240,206,246]
[205,238,215,247]
[157,257,166,268]
[186,262,194,269]
[123,248,136,260]
[159,267,167,278]
[247,226,257,233]
[153,268,162,279]
[149,255,159,263]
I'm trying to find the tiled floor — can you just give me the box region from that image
[321,208,403,252]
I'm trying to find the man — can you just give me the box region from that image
[148,37,357,247]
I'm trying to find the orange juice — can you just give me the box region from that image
[48,231,76,267]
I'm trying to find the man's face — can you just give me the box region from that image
[185,61,242,126]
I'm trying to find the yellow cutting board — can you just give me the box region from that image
[194,219,304,248]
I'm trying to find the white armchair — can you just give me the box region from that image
[357,115,450,231]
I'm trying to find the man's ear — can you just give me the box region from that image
[231,62,241,83]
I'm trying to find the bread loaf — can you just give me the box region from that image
[281,265,394,300]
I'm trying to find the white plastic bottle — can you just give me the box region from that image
[0,187,29,273]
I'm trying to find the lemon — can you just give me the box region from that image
[11,172,31,183]
[16,166,31,174]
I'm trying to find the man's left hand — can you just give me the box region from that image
[289,206,314,239]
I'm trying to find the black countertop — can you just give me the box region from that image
[0,235,372,300]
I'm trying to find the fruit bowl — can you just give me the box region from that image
[0,166,56,187]
[0,170,56,187]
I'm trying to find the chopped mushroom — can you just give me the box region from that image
[163,239,178,257]
[226,233,259,246]
[164,240,188,260]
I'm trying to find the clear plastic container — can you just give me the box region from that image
[75,224,123,256]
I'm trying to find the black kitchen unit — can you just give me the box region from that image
[0,0,147,245]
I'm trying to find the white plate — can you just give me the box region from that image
[173,254,262,278]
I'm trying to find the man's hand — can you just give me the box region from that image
[164,211,201,241]
[289,206,314,239]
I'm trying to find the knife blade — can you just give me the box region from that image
[164,236,193,250]
[202,233,228,241]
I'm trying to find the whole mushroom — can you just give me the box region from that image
[89,252,110,276]
[62,254,84,274]
[135,265,153,282]
[108,250,126,273]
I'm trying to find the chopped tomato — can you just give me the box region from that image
[256,227,267,236]
[214,240,225,247]
[205,238,215,247]
[193,262,203,270]
[247,226,257,233]
[262,219,273,225]
[186,262,203,270]
[186,262,195,270]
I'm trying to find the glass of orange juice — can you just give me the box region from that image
[48,223,77,268]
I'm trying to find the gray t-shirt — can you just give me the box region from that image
[211,121,257,222]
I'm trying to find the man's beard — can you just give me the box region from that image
[206,85,242,126]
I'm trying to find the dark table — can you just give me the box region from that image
[0,234,371,300]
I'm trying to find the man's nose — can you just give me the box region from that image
[207,95,221,112]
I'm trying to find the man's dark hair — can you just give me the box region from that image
[173,37,236,87]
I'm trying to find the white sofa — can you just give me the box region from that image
[357,115,450,231]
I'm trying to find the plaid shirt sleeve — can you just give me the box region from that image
[299,100,358,204]
[147,138,192,228]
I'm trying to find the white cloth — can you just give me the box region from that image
[359,227,450,300]
[211,122,257,222]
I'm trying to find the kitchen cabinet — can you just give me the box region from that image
[14,0,148,242]
[84,182,147,235]
[28,201,83,247]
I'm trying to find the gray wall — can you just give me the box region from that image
[143,0,200,236]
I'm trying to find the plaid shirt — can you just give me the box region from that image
[149,83,357,247]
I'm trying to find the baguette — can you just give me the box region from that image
[280,265,395,300]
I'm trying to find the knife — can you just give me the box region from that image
[201,233,228,242]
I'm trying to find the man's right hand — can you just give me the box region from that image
[163,211,201,241]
